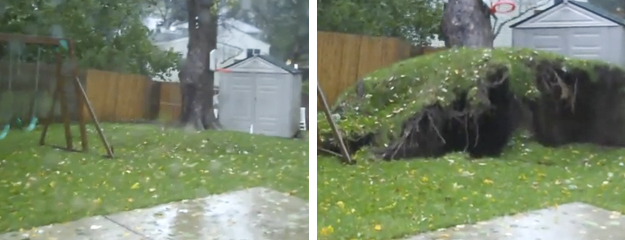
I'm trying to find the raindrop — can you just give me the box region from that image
[23,23,39,35]
[50,0,64,7]
[7,40,25,55]
[194,188,210,197]
[197,10,213,24]
[86,16,95,28]
[62,59,78,74]
[167,162,183,176]
[49,25,64,38]
[209,160,221,171]
[41,152,62,168]
[71,197,87,210]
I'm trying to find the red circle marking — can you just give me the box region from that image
[490,0,516,14]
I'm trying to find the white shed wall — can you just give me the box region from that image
[618,28,625,67]
[289,74,303,135]
[513,26,622,66]
[512,1,625,68]
[218,70,301,138]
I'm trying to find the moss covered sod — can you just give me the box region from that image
[317,48,625,239]
[0,124,308,233]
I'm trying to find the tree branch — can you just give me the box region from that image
[492,0,551,37]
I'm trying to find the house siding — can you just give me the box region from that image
[151,24,271,86]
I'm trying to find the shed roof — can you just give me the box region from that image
[511,1,625,28]
[223,55,300,74]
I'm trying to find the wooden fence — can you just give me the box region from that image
[0,60,184,122]
[82,70,151,122]
[317,32,412,108]
[83,72,185,122]
[317,31,448,108]
[157,82,181,122]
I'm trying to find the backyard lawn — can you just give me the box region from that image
[317,135,625,239]
[0,123,308,233]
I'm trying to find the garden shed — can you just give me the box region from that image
[511,0,625,68]
[217,54,302,138]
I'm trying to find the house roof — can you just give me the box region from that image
[510,1,625,28]
[151,19,267,45]
[223,54,300,74]
[151,32,187,43]
[223,19,262,34]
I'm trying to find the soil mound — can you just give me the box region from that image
[318,48,625,161]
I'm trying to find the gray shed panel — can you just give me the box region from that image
[620,28,625,66]
[511,1,625,68]
[218,55,302,138]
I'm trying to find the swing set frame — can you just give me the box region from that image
[0,33,114,158]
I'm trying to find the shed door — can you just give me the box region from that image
[253,74,283,136]
[219,73,256,133]
[517,27,616,63]
[517,28,569,55]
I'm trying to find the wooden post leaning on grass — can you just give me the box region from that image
[317,82,353,164]
[0,33,114,158]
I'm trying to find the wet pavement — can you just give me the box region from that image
[407,202,625,240]
[0,187,309,240]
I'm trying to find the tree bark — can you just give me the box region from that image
[441,0,494,48]
[179,0,219,130]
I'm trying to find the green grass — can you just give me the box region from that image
[0,123,308,233]
[317,136,625,239]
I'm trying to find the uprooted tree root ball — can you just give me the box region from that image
[318,48,625,161]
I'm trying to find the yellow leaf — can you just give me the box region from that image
[49,181,56,188]
[336,201,345,209]
[320,226,334,236]
[374,224,382,231]
[131,182,140,189]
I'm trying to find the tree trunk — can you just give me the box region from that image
[441,0,494,48]
[179,0,219,130]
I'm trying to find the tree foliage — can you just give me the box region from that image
[225,0,309,63]
[588,0,625,15]
[317,0,443,46]
[146,0,189,28]
[0,0,179,79]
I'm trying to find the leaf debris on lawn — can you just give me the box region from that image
[317,138,625,239]
[0,124,308,233]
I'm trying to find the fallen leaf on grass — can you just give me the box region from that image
[320,226,334,236]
